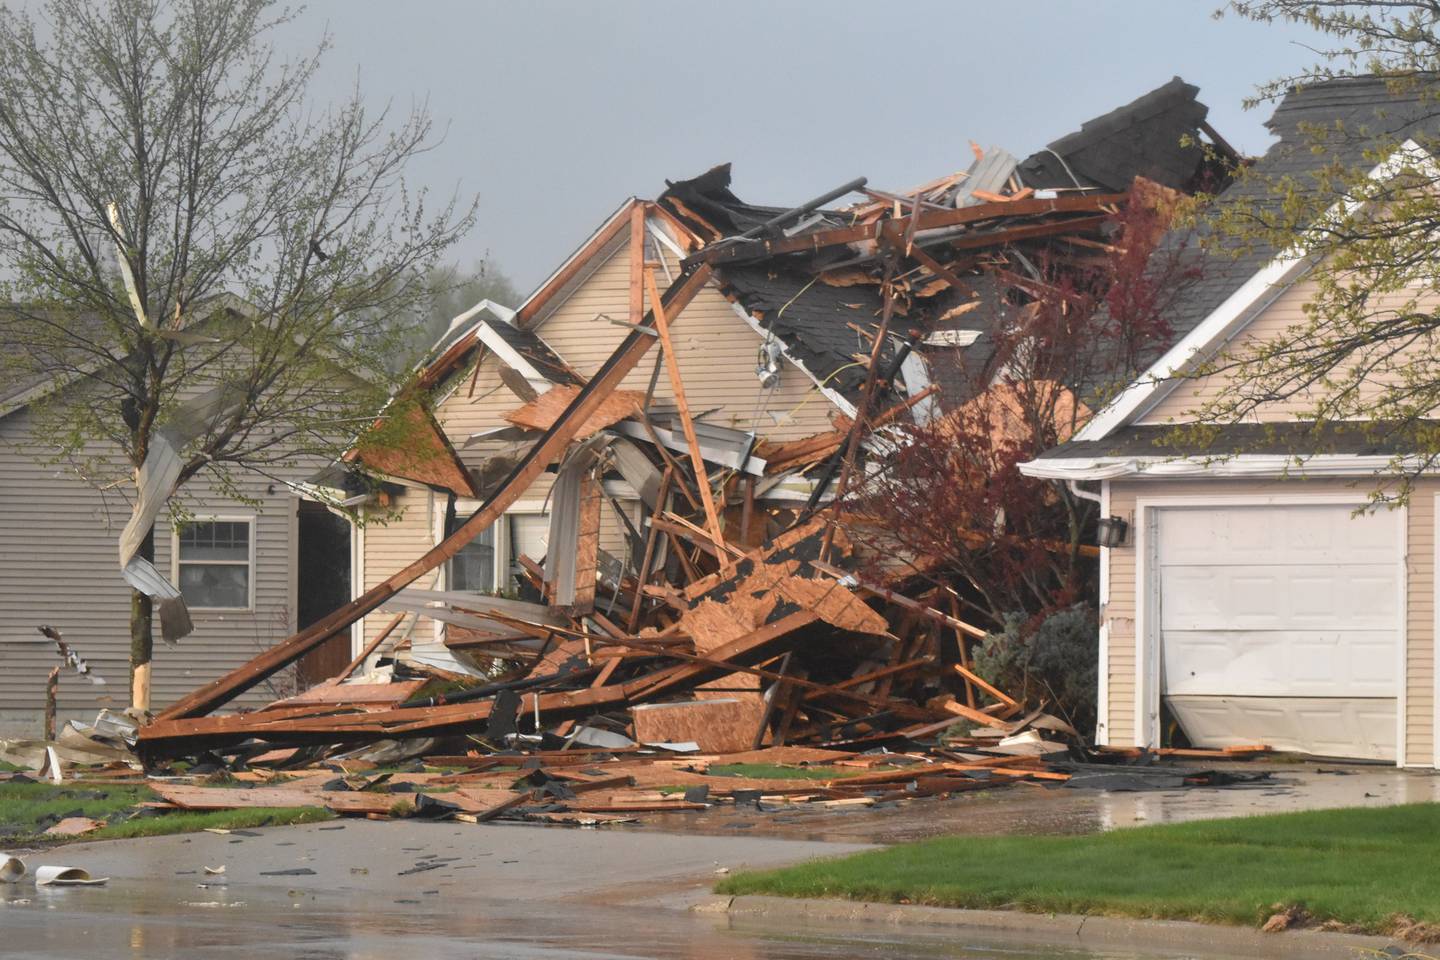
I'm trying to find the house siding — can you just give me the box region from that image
[1139,278,1440,424]
[0,405,308,729]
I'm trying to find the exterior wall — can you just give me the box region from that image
[0,404,308,730]
[356,239,850,646]
[1102,475,1436,766]
[531,246,841,442]
[1140,278,1440,424]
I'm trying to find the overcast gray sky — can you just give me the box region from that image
[284,1,1323,293]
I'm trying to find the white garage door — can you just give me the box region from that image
[1156,503,1401,760]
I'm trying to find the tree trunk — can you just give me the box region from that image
[129,528,155,714]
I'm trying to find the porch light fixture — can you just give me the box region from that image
[1096,516,1129,548]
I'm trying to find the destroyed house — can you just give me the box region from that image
[1022,76,1440,766]
[132,78,1232,763]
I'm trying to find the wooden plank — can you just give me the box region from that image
[934,697,1012,729]
[644,266,729,568]
[154,263,714,722]
[336,611,408,682]
[952,662,1018,708]
[149,783,401,815]
[268,680,426,708]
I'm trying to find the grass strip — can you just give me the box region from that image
[0,779,333,843]
[717,802,1440,934]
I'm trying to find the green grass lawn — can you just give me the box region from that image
[0,778,332,843]
[717,803,1440,935]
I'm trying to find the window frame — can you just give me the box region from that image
[171,514,256,613]
[443,500,550,597]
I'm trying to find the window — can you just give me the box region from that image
[448,522,496,593]
[446,510,549,596]
[175,519,253,609]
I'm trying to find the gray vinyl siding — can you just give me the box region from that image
[0,403,311,730]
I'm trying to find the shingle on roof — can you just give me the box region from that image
[1034,420,1440,460]
[1017,77,1215,193]
[1146,76,1440,358]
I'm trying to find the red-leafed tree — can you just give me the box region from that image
[850,187,1201,625]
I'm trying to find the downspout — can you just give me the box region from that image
[1067,479,1102,504]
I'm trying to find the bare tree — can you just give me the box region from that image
[0,0,473,711]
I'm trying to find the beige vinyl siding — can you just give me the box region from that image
[532,247,841,442]
[1406,484,1435,766]
[0,406,305,727]
[1104,480,1138,746]
[1140,279,1440,424]
[358,486,440,645]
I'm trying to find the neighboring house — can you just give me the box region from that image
[1020,78,1440,766]
[0,302,353,733]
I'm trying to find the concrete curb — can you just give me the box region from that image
[696,894,1407,958]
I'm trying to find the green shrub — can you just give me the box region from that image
[973,604,1097,734]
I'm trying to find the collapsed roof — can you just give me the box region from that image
[654,77,1233,410]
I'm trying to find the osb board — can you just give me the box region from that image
[631,698,764,753]
[270,680,427,708]
[502,385,645,438]
[697,671,763,706]
[348,401,478,498]
[679,557,888,650]
[149,783,401,815]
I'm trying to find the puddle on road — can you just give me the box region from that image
[630,762,1440,844]
[1,880,1246,960]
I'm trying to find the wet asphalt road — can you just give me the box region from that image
[6,762,1420,959]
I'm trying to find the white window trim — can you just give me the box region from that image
[1132,492,1407,766]
[172,514,257,613]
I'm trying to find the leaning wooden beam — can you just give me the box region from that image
[155,263,715,722]
[644,267,730,569]
[335,611,408,682]
[809,560,987,639]
[819,261,896,563]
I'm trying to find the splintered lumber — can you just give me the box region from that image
[692,193,1126,265]
[644,267,729,566]
[632,698,765,753]
[155,263,714,722]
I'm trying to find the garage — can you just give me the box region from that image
[1154,503,1403,761]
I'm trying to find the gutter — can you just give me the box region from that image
[1019,453,1431,482]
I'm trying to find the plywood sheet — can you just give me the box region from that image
[503,385,646,438]
[631,697,764,753]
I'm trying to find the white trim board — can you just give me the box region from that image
[1073,139,1438,444]
[1021,453,1436,482]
